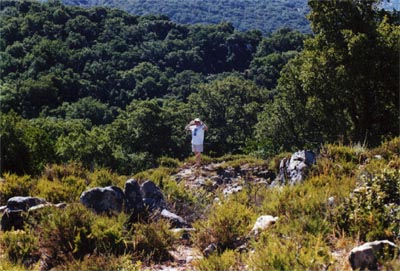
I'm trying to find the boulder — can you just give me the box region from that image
[276,150,316,185]
[1,209,24,231]
[160,209,190,228]
[141,180,166,211]
[349,240,399,270]
[80,186,125,214]
[250,215,278,236]
[124,179,144,213]
[7,196,47,211]
[1,196,47,231]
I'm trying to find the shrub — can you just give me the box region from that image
[246,231,332,270]
[37,204,97,269]
[42,163,88,181]
[130,219,175,263]
[0,229,39,266]
[35,175,86,203]
[335,166,400,241]
[0,173,35,205]
[193,198,256,251]
[57,255,142,271]
[89,213,128,255]
[35,178,68,203]
[370,136,400,160]
[157,156,182,169]
[87,168,127,188]
[194,249,242,271]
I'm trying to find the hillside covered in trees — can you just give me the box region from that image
[1,0,398,176]
[61,0,312,35]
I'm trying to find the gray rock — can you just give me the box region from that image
[349,240,399,270]
[203,243,218,257]
[1,209,24,231]
[223,185,243,196]
[141,180,166,211]
[1,196,48,231]
[250,215,278,236]
[80,186,125,214]
[0,205,7,212]
[7,196,47,211]
[124,179,144,213]
[277,150,316,185]
[161,209,190,228]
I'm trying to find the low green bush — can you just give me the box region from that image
[157,156,182,169]
[0,229,39,266]
[88,168,126,188]
[130,219,175,263]
[42,163,88,181]
[193,198,256,251]
[246,230,332,270]
[0,173,35,205]
[57,255,142,271]
[335,165,400,241]
[194,249,242,271]
[35,175,86,203]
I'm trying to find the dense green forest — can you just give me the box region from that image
[60,0,312,34]
[0,0,399,177]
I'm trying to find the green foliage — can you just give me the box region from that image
[37,204,98,267]
[87,168,126,188]
[335,165,400,241]
[0,229,39,265]
[0,173,35,205]
[62,0,311,34]
[246,230,332,270]
[194,249,242,271]
[58,255,142,271]
[35,175,86,203]
[130,219,175,263]
[256,0,399,150]
[157,156,182,169]
[188,76,268,155]
[194,198,256,251]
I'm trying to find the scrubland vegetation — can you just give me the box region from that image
[0,138,399,270]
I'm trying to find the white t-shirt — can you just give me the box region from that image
[188,124,205,145]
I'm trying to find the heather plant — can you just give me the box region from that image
[35,175,86,203]
[0,173,36,205]
[194,249,242,271]
[87,168,126,188]
[42,163,88,181]
[57,255,142,271]
[157,156,182,168]
[246,229,332,270]
[0,229,39,266]
[193,197,256,251]
[37,204,98,268]
[130,219,176,263]
[335,165,400,241]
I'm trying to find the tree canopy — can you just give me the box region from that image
[0,0,398,175]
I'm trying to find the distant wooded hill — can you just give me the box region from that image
[60,0,312,34]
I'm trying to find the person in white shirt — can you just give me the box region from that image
[185,118,208,167]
